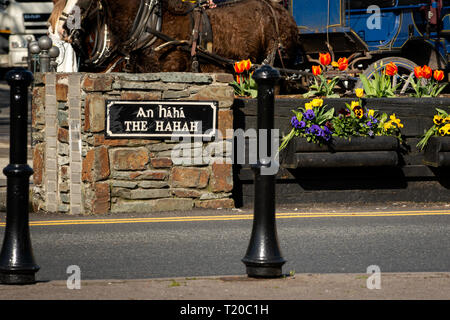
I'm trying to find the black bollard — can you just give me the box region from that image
[0,68,39,285]
[242,64,286,278]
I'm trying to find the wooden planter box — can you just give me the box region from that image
[422,136,450,167]
[281,136,399,168]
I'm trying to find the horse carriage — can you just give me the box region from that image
[290,0,450,92]
[46,0,449,94]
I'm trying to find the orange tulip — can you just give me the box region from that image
[319,52,331,66]
[414,66,423,79]
[337,57,348,71]
[434,70,444,81]
[422,65,432,79]
[385,62,398,76]
[234,61,245,74]
[312,65,322,76]
[236,75,241,84]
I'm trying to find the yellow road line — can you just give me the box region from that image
[0,210,449,227]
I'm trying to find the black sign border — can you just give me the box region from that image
[104,100,218,140]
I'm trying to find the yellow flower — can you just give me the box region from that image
[434,115,444,125]
[368,109,375,117]
[355,88,364,98]
[331,61,339,68]
[384,121,393,131]
[445,117,450,123]
[442,124,450,135]
[439,126,448,136]
[311,99,324,107]
[305,102,313,110]
[350,101,360,110]
[390,114,403,128]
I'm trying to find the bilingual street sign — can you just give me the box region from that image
[105,100,218,139]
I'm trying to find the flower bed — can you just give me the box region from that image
[282,136,399,168]
[422,137,450,167]
[278,97,403,168]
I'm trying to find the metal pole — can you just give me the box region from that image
[38,36,52,73]
[0,68,39,285]
[28,41,40,73]
[242,64,285,278]
[49,46,60,72]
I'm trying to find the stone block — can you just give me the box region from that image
[82,146,110,182]
[32,87,45,126]
[159,72,213,84]
[195,198,235,209]
[82,74,114,92]
[210,162,233,192]
[110,147,149,171]
[128,188,171,200]
[93,183,110,214]
[138,181,169,189]
[150,157,173,168]
[120,91,162,100]
[111,170,168,181]
[32,143,44,185]
[171,188,203,198]
[56,83,68,102]
[111,180,138,189]
[58,110,69,128]
[57,128,69,143]
[188,85,234,108]
[86,94,105,133]
[218,109,233,139]
[171,167,209,188]
[213,73,234,83]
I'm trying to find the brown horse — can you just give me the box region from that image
[56,0,300,73]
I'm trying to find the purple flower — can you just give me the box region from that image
[303,109,315,121]
[307,124,323,136]
[291,116,306,129]
[322,125,332,141]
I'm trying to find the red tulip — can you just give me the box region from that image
[385,62,398,76]
[434,70,444,81]
[234,61,245,74]
[242,59,252,72]
[312,65,322,76]
[422,65,432,79]
[337,57,348,71]
[319,53,331,66]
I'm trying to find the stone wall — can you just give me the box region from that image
[32,72,235,215]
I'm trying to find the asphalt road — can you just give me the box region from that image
[1,210,448,282]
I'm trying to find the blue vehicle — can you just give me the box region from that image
[289,0,450,90]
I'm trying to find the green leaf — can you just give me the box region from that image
[435,108,449,117]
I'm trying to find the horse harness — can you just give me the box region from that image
[64,0,162,71]
[64,0,285,73]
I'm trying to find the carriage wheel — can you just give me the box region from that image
[355,57,418,95]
